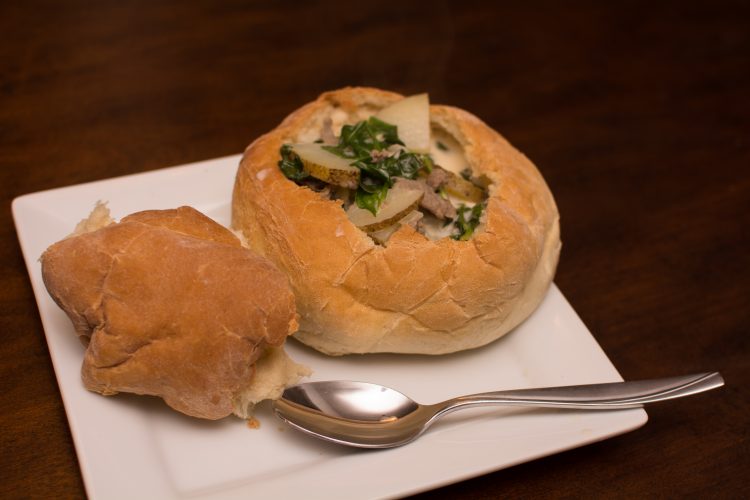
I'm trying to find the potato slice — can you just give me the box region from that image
[292,143,360,189]
[376,94,430,153]
[369,210,424,245]
[444,172,486,203]
[346,185,424,232]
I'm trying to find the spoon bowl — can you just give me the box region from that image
[280,381,419,422]
[274,381,438,447]
[273,373,724,448]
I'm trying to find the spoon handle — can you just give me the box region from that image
[444,372,724,411]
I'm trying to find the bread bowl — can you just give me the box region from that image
[41,204,309,419]
[232,87,561,355]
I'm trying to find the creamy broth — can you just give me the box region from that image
[429,129,469,174]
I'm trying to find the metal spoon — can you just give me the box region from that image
[272,372,723,448]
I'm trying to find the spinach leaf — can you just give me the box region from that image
[323,116,430,184]
[278,144,309,181]
[324,117,403,160]
[420,153,434,173]
[281,116,434,216]
[359,174,385,193]
[355,182,388,215]
[452,203,484,241]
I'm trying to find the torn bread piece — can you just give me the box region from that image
[41,204,308,419]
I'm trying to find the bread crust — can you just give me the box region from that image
[232,87,561,355]
[41,206,298,419]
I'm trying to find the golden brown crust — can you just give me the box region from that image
[232,87,561,355]
[41,206,297,419]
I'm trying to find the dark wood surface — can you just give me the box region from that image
[2,1,748,498]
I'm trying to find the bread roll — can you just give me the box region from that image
[232,87,561,355]
[41,205,307,419]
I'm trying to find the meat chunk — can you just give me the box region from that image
[395,178,456,220]
[425,166,451,189]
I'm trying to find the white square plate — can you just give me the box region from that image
[13,155,647,499]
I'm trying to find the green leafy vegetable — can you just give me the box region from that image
[452,203,484,241]
[324,117,403,159]
[355,182,389,216]
[278,116,434,215]
[278,144,309,181]
[420,154,434,173]
[321,116,433,215]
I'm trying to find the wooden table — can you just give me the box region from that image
[2,1,748,498]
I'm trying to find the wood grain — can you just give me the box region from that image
[1,1,748,498]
